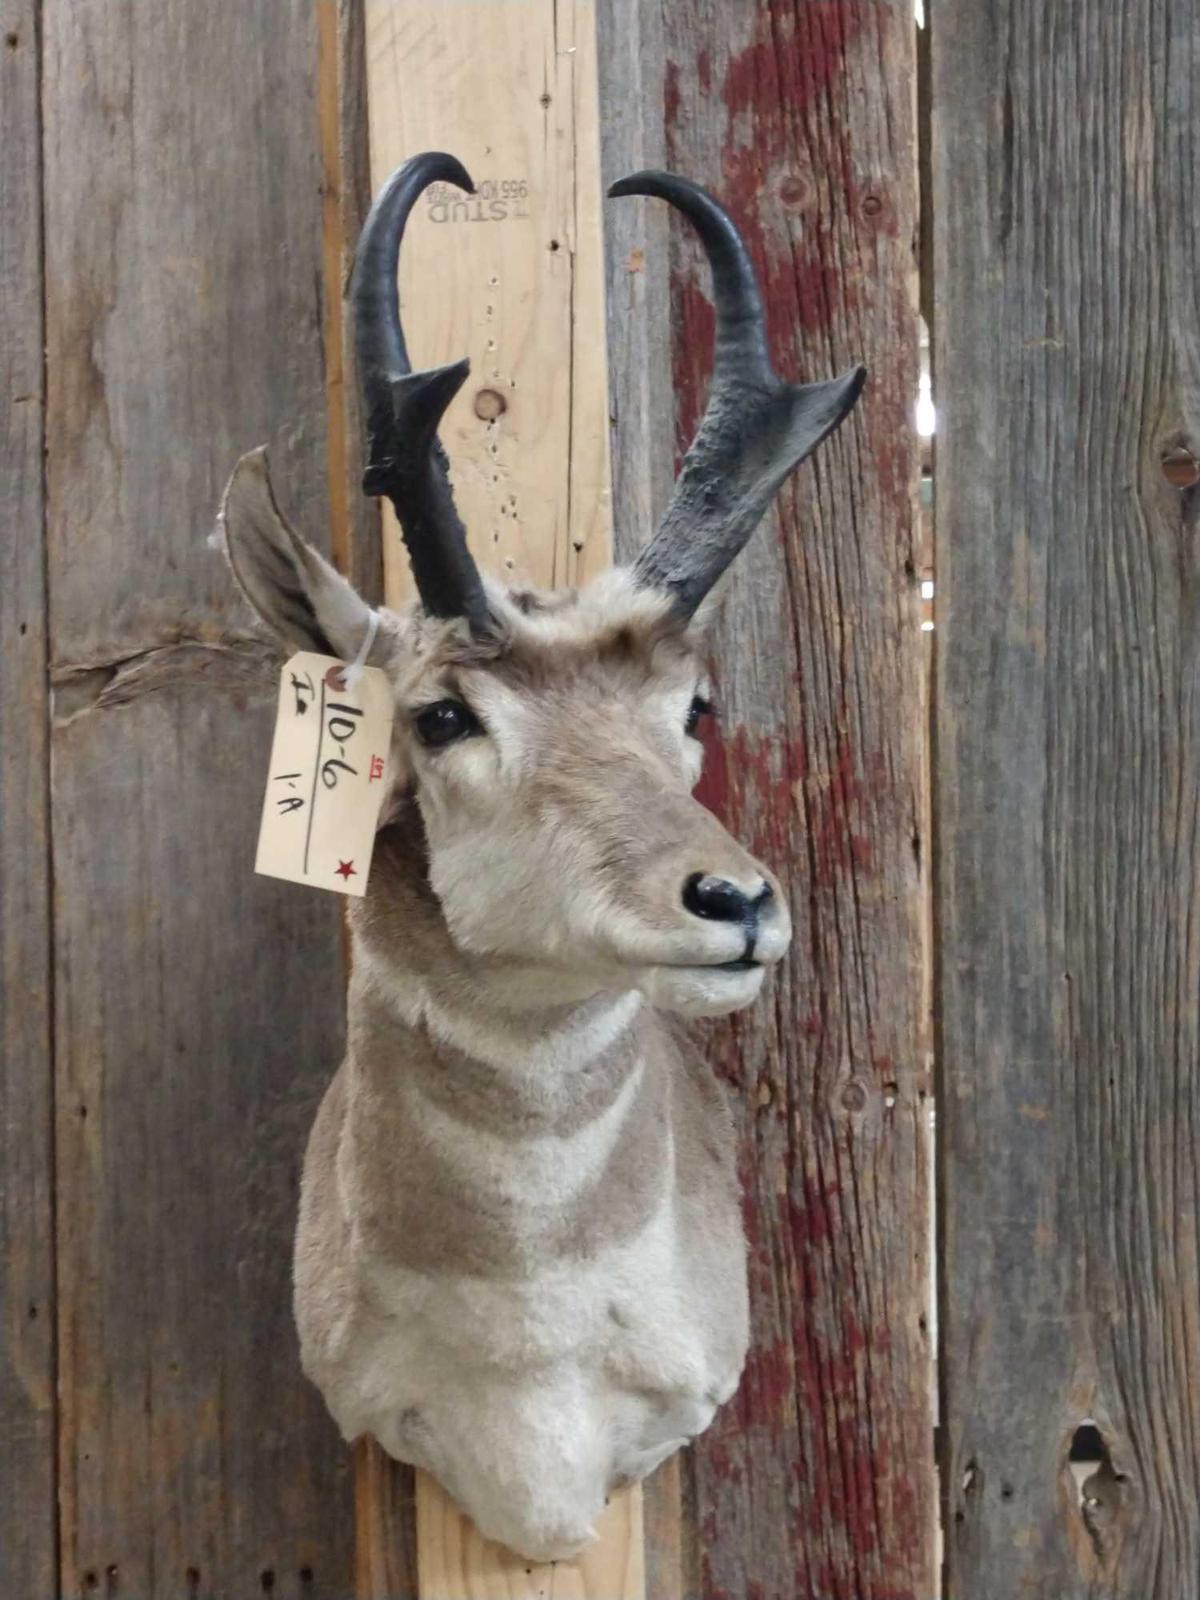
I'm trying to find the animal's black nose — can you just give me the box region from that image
[683,873,771,923]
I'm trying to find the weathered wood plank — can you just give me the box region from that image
[0,0,57,1592]
[596,0,674,568]
[933,4,1200,1595]
[642,5,934,1596]
[43,3,355,1593]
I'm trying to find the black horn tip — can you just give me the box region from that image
[834,363,868,415]
[607,169,735,234]
[394,149,476,199]
[389,358,472,434]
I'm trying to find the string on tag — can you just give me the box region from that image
[343,609,380,691]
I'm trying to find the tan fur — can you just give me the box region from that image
[219,468,790,1560]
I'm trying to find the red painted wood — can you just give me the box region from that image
[660,6,934,1596]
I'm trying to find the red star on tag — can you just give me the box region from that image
[335,859,357,881]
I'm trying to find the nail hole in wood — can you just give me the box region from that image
[5,30,18,47]
[259,1571,275,1592]
[299,1567,314,1585]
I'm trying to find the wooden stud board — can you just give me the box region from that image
[417,1472,644,1600]
[359,4,640,1596]
[363,0,612,599]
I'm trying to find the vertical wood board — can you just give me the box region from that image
[654,5,935,1596]
[43,3,355,1593]
[0,0,57,1592]
[933,3,1200,1595]
[364,0,612,602]
[360,4,637,1595]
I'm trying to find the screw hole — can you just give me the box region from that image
[299,1567,314,1585]
[5,30,19,47]
[259,1571,275,1593]
[548,239,560,252]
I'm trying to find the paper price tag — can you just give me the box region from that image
[255,652,392,897]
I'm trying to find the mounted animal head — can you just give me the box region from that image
[220,152,864,1018]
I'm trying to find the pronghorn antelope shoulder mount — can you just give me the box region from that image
[219,153,863,1562]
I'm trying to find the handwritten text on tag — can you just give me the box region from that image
[255,652,391,897]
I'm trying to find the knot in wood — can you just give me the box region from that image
[840,1079,869,1114]
[1160,445,1199,489]
[473,388,507,422]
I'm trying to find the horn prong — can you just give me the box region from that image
[610,171,866,619]
[350,153,491,630]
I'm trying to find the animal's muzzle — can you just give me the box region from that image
[681,873,777,965]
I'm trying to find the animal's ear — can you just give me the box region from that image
[217,448,374,658]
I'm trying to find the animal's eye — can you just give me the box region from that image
[685,695,715,738]
[413,699,481,748]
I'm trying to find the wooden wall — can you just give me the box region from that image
[932,2,1200,1595]
[3,1,361,1594]
[11,1,1199,1597]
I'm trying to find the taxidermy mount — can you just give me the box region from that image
[218,151,863,1561]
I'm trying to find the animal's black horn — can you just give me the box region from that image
[351,151,491,631]
[608,171,866,620]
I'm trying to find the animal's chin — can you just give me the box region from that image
[636,960,767,1018]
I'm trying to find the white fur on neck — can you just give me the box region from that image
[358,940,641,1078]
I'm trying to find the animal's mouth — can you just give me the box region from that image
[714,957,760,973]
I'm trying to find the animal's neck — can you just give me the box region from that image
[341,810,671,1273]
[347,809,648,1129]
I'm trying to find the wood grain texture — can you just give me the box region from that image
[652,5,935,1596]
[356,1437,420,1600]
[321,0,384,605]
[933,3,1200,1595]
[363,0,613,602]
[595,0,674,568]
[43,2,354,1593]
[0,0,57,1592]
[417,1473,644,1600]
